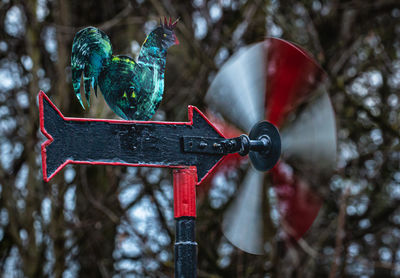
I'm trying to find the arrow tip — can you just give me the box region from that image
[188,105,226,139]
[186,105,227,185]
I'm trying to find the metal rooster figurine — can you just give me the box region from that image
[71,17,179,120]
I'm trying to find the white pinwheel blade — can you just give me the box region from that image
[222,167,267,255]
[206,43,266,132]
[281,90,337,173]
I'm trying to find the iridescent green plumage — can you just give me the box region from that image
[71,18,178,120]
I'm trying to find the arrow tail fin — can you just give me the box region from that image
[39,92,69,182]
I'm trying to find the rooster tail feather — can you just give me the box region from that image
[71,67,85,109]
[71,27,112,108]
[93,80,98,97]
[83,76,91,107]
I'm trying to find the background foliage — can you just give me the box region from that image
[0,0,399,277]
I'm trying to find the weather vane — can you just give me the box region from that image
[39,17,336,278]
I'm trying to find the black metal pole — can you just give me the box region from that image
[173,168,197,278]
[175,217,197,278]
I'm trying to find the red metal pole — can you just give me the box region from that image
[173,167,197,278]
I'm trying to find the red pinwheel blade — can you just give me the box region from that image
[205,38,336,254]
[265,38,326,127]
[271,162,322,240]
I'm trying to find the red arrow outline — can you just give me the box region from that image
[38,91,226,184]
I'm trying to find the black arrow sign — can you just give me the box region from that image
[39,91,226,183]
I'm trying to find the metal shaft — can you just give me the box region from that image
[175,217,197,278]
[238,134,271,156]
[249,136,271,152]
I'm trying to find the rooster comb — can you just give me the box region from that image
[160,16,179,30]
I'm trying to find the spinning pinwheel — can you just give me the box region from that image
[206,38,337,254]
